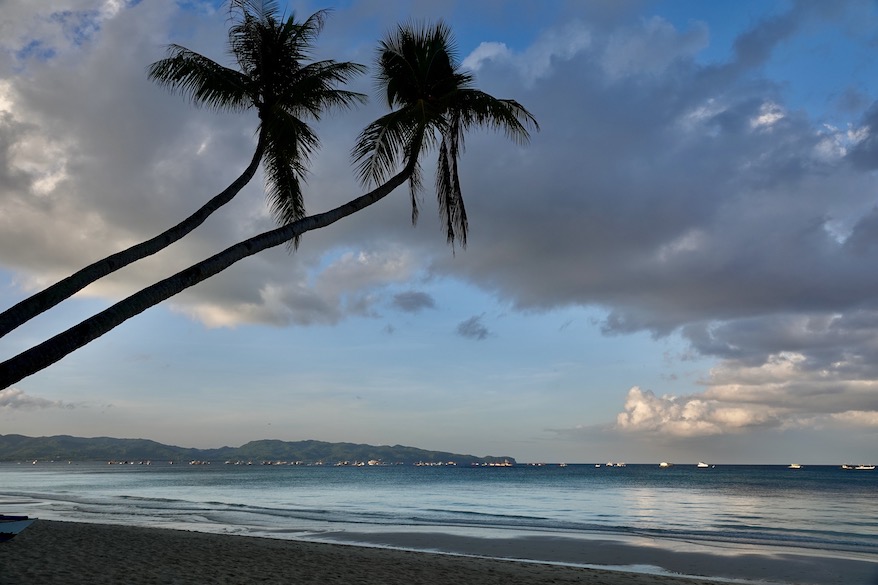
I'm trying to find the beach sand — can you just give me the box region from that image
[2,520,876,584]
[0,520,723,585]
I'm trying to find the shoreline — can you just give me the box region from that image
[313,529,876,585]
[0,520,715,585]
[2,520,875,584]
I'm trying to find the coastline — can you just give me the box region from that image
[0,520,713,585]
[2,520,875,585]
[316,529,878,585]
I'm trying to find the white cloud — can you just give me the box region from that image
[615,386,784,437]
[462,21,591,85]
[750,101,785,129]
[0,388,69,410]
[615,340,878,438]
[461,41,512,72]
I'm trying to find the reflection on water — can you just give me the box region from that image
[0,462,875,556]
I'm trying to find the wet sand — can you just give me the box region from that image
[1,520,875,584]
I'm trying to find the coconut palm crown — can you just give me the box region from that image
[352,21,538,248]
[148,0,366,242]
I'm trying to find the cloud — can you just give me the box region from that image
[456,315,490,341]
[3,0,878,439]
[392,291,436,313]
[615,386,784,437]
[601,16,708,80]
[462,20,592,85]
[0,388,70,410]
[614,343,878,437]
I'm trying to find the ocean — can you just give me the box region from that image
[1,461,876,582]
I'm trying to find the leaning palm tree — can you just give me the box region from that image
[353,20,538,248]
[0,0,365,339]
[0,20,537,390]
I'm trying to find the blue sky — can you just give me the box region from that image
[2,0,878,464]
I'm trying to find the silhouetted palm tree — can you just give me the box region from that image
[0,0,364,338]
[0,19,537,390]
[353,20,538,248]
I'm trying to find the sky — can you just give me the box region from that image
[2,0,878,464]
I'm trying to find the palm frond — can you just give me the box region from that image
[436,125,468,248]
[262,109,319,247]
[275,60,367,118]
[228,0,281,22]
[454,89,539,144]
[147,46,251,111]
[353,108,430,187]
[279,8,330,58]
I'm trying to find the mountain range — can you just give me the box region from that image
[0,434,515,465]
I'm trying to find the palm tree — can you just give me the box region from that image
[353,21,538,248]
[0,0,365,339]
[0,20,537,390]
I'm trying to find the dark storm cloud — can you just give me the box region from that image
[456,315,490,341]
[392,291,436,313]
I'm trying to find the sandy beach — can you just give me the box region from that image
[0,520,726,585]
[2,520,876,584]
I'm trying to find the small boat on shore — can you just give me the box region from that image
[0,516,36,542]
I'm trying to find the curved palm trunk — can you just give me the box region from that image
[0,132,267,339]
[0,153,418,390]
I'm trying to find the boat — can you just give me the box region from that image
[788,463,803,469]
[854,465,876,470]
[659,461,673,468]
[0,516,36,542]
[697,462,710,468]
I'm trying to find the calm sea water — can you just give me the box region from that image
[1,462,876,571]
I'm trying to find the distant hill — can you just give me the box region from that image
[0,434,516,465]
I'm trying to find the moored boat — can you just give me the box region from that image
[0,516,36,542]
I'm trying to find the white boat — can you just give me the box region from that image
[854,465,875,470]
[788,463,803,469]
[659,461,673,468]
[697,462,710,468]
[0,516,36,542]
